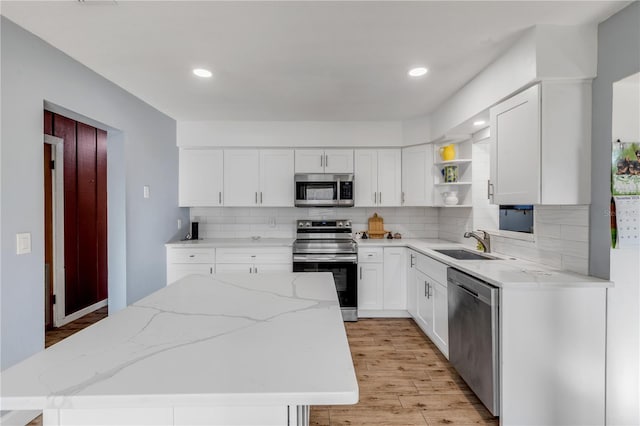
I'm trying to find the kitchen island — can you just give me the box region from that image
[0,272,358,426]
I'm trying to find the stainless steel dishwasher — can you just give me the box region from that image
[447,268,500,416]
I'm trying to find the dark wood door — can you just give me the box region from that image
[49,112,108,316]
[44,143,54,330]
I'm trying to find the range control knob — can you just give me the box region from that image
[305,222,311,227]
[298,222,304,227]
[337,222,343,227]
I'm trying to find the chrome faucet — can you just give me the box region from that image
[464,230,491,253]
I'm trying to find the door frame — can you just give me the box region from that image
[44,134,66,327]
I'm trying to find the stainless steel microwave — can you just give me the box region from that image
[294,174,354,207]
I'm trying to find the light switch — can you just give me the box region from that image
[16,233,31,255]
[143,185,150,199]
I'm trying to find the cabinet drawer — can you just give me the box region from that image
[216,247,291,264]
[358,247,383,263]
[416,253,447,284]
[167,247,215,264]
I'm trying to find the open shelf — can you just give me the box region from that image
[434,159,472,166]
[435,182,472,187]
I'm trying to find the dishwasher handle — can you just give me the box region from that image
[458,284,479,299]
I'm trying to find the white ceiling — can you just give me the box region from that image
[1,1,630,121]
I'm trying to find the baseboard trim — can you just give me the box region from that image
[0,410,41,426]
[56,299,107,327]
[358,310,411,318]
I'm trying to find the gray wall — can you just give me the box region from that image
[590,2,640,279]
[0,17,189,369]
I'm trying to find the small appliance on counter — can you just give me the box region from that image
[191,221,199,240]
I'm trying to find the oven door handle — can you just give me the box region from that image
[293,254,357,263]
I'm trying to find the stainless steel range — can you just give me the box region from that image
[292,219,358,321]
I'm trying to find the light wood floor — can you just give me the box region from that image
[311,318,498,425]
[29,314,496,426]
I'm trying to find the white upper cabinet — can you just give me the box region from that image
[354,150,378,206]
[179,149,224,207]
[224,149,294,207]
[401,144,434,206]
[490,81,592,205]
[324,149,354,173]
[259,149,295,206]
[355,149,401,207]
[223,150,261,206]
[490,84,541,205]
[295,149,353,173]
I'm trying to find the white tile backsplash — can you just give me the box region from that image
[190,203,590,274]
[191,207,440,239]
[490,205,590,274]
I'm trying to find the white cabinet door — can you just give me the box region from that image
[324,149,354,173]
[401,145,433,206]
[167,264,214,285]
[358,263,384,310]
[415,270,433,334]
[223,150,260,206]
[490,84,541,205]
[216,263,254,274]
[383,247,406,310]
[260,149,294,207]
[179,149,223,206]
[377,149,402,207]
[406,251,418,317]
[354,149,378,207]
[295,149,325,173]
[254,263,292,274]
[432,280,449,357]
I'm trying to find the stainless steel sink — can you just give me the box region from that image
[434,249,497,260]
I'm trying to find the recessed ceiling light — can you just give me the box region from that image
[408,67,428,77]
[193,68,212,78]
[473,120,486,126]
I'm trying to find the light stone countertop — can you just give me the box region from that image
[357,238,612,289]
[166,237,295,248]
[0,273,358,411]
[164,237,611,289]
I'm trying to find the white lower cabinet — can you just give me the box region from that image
[166,247,215,285]
[358,262,384,310]
[383,247,406,310]
[216,247,292,275]
[358,246,408,317]
[410,252,449,358]
[406,251,418,317]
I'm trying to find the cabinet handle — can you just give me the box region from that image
[189,255,195,258]
[410,254,415,267]
[325,154,328,168]
[249,266,252,274]
[379,192,382,204]
[209,267,213,274]
[219,192,222,204]
[254,266,258,274]
[402,191,405,205]
[424,281,427,297]
[260,192,263,204]
[487,180,494,201]
[255,192,258,204]
[320,155,323,168]
[360,266,363,280]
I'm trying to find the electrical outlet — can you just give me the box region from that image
[143,185,150,199]
[177,219,182,229]
[269,217,276,228]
